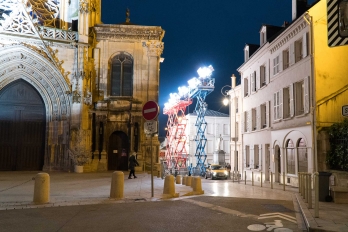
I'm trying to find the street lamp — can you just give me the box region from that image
[221,74,238,172]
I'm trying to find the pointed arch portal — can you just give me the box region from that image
[0,80,45,170]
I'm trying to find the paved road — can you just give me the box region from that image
[0,196,303,232]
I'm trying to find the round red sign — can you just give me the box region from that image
[142,101,159,121]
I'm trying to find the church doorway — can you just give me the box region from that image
[108,131,129,170]
[0,80,46,171]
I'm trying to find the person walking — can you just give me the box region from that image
[128,152,139,179]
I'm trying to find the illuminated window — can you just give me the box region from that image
[297,138,308,173]
[111,53,133,96]
[286,139,295,174]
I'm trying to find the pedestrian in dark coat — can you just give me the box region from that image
[128,152,139,179]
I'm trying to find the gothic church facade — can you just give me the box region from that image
[0,0,164,172]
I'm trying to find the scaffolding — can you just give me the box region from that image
[163,65,215,177]
[163,99,192,176]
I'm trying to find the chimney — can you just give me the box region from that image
[231,74,236,89]
[292,0,308,21]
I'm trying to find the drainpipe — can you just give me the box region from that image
[304,13,318,173]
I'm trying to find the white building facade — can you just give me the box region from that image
[236,1,312,186]
[185,110,230,167]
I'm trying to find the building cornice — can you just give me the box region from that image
[94,24,165,41]
[269,20,307,54]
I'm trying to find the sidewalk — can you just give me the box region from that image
[0,171,347,232]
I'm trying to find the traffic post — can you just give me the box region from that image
[142,101,159,198]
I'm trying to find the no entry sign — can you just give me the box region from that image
[142,101,159,121]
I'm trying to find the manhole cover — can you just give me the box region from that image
[261,204,293,212]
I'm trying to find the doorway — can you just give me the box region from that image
[0,80,46,171]
[108,131,129,170]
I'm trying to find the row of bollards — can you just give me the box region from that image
[163,175,204,197]
[298,172,319,217]
[32,172,204,204]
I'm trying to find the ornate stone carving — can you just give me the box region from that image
[0,45,71,120]
[94,25,165,41]
[143,41,164,57]
[79,0,89,14]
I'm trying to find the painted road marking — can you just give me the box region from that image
[258,212,297,224]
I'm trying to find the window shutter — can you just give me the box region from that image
[302,33,308,58]
[259,145,262,169]
[289,43,295,66]
[266,101,270,127]
[273,93,277,120]
[251,73,255,92]
[257,106,261,130]
[278,52,283,72]
[279,89,283,119]
[265,60,269,83]
[289,84,294,117]
[248,110,252,132]
[304,76,310,114]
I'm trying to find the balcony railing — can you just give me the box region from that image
[39,27,78,42]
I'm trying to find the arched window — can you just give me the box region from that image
[286,139,295,174]
[297,138,308,173]
[111,53,133,96]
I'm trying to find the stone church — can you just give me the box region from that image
[0,0,164,172]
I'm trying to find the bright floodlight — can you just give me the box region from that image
[178,86,189,97]
[197,65,214,78]
[188,77,201,89]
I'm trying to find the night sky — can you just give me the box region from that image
[101,1,310,137]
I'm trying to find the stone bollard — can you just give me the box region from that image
[176,175,182,184]
[192,177,204,194]
[110,171,124,199]
[186,176,192,186]
[182,176,187,185]
[163,175,178,197]
[33,173,50,204]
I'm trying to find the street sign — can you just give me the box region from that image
[142,101,159,121]
[342,105,348,116]
[144,120,158,134]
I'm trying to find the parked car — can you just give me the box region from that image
[205,164,228,180]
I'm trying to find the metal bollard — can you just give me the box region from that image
[163,175,176,196]
[304,173,308,203]
[186,176,192,186]
[283,172,286,191]
[297,172,302,194]
[308,173,312,209]
[237,171,240,183]
[271,172,273,189]
[252,172,254,186]
[182,176,187,185]
[314,172,319,218]
[261,172,263,187]
[33,173,50,204]
[176,175,182,184]
[244,171,247,185]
